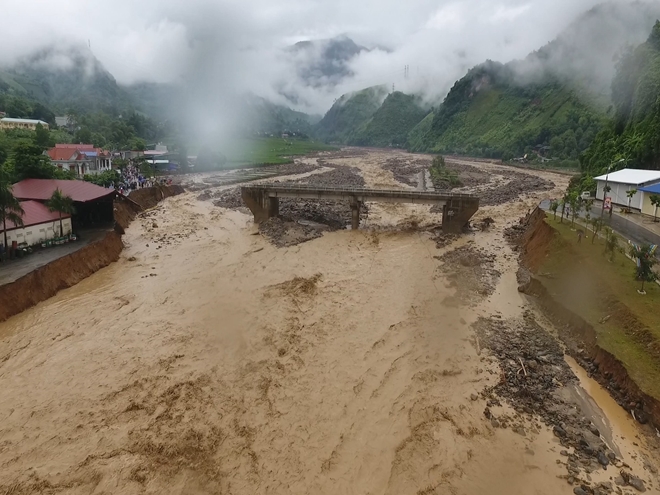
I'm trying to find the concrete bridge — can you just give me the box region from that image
[241,184,479,232]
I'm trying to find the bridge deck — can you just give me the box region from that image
[242,184,477,205]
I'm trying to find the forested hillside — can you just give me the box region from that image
[406,2,660,160]
[407,61,603,159]
[314,86,388,143]
[348,92,428,147]
[0,46,134,116]
[581,21,660,173]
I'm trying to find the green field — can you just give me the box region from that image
[541,215,660,399]
[213,137,338,168]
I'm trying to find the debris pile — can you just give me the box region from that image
[474,313,648,491]
[437,244,500,305]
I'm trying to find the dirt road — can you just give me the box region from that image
[0,149,657,494]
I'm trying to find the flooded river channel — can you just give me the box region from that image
[0,149,658,494]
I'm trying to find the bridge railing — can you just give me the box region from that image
[241,183,479,200]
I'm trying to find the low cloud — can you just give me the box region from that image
[3,0,655,124]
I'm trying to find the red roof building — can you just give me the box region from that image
[2,201,71,231]
[1,201,73,247]
[12,179,116,203]
[46,144,113,177]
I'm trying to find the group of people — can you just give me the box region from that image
[115,165,148,195]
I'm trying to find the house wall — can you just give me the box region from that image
[596,180,645,210]
[54,161,96,177]
[641,192,656,217]
[2,218,72,247]
[596,180,642,209]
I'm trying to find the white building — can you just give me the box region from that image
[0,201,72,248]
[595,168,660,211]
[0,117,49,130]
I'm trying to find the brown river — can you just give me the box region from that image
[0,150,658,494]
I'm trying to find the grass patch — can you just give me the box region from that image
[541,215,660,399]
[226,137,337,166]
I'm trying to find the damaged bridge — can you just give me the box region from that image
[241,184,480,232]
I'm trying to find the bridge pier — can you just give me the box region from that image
[268,197,279,218]
[442,197,479,233]
[349,197,361,230]
[241,188,280,223]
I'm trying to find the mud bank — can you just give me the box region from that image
[0,185,184,323]
[512,210,660,430]
[0,231,123,322]
[115,185,185,232]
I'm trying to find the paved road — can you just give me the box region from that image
[539,199,660,248]
[0,229,110,286]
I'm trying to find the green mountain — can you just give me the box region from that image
[314,85,388,143]
[407,2,660,159]
[581,21,660,172]
[0,46,134,116]
[348,91,428,147]
[408,62,604,159]
[242,94,321,135]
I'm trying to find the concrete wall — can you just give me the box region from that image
[3,218,72,247]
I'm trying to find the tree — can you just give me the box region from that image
[604,228,619,262]
[130,138,146,151]
[11,142,55,181]
[0,172,24,250]
[113,158,128,172]
[568,192,579,227]
[591,217,603,244]
[73,127,93,144]
[33,123,51,149]
[626,189,637,213]
[629,243,658,294]
[650,194,660,222]
[46,189,75,237]
[550,200,559,220]
[560,194,568,223]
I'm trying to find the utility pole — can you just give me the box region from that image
[600,158,626,219]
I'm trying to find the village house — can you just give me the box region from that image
[46,144,113,177]
[0,117,49,130]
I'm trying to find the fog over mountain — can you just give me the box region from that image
[2,0,658,146]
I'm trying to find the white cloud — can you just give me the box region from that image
[3,0,647,119]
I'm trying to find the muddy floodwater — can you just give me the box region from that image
[1,149,658,494]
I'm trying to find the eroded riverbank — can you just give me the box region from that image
[0,149,658,494]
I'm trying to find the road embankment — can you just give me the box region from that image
[511,208,660,429]
[0,185,185,322]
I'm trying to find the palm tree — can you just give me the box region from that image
[0,178,24,251]
[46,189,75,237]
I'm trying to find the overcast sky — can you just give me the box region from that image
[2,0,631,114]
